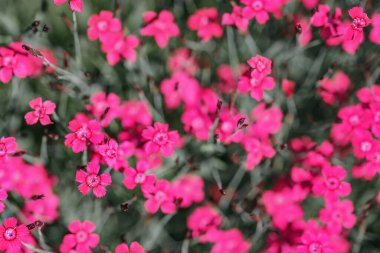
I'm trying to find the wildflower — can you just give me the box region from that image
[317,71,350,105]
[204,229,251,253]
[143,180,176,214]
[370,13,380,44]
[222,5,250,33]
[319,200,356,234]
[97,139,120,167]
[0,217,30,251]
[167,48,198,76]
[75,161,112,198]
[187,206,222,241]
[86,92,120,127]
[296,227,333,253]
[53,0,83,12]
[188,8,223,41]
[172,175,204,208]
[24,97,56,126]
[123,160,156,192]
[60,220,99,252]
[345,7,371,42]
[101,32,140,65]
[241,0,271,25]
[0,137,18,160]
[87,11,122,41]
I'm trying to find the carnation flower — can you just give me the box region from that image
[24,97,56,126]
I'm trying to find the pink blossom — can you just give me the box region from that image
[344,7,371,43]
[204,229,251,253]
[140,10,180,48]
[188,8,223,42]
[97,139,120,167]
[312,165,351,203]
[119,100,152,128]
[356,84,380,104]
[53,0,83,12]
[250,103,283,137]
[181,108,213,141]
[222,6,250,33]
[295,17,313,47]
[115,242,145,253]
[0,217,30,252]
[241,0,271,25]
[243,138,276,170]
[60,220,99,253]
[370,14,380,44]
[217,64,247,94]
[296,227,333,253]
[319,200,356,234]
[24,97,56,126]
[168,48,198,76]
[87,11,122,41]
[101,32,140,65]
[369,102,380,137]
[187,206,222,240]
[0,188,7,213]
[0,137,18,160]
[75,161,112,198]
[247,55,272,78]
[0,46,34,83]
[143,179,176,214]
[351,129,376,159]
[86,92,120,127]
[64,114,104,153]
[123,160,156,192]
[172,175,204,208]
[282,79,296,97]
[142,122,180,158]
[238,74,275,101]
[317,71,350,105]
[338,105,372,132]
[301,0,319,9]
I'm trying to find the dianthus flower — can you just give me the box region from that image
[123,160,156,193]
[172,175,204,208]
[86,91,120,127]
[0,217,30,251]
[187,206,222,241]
[60,220,99,253]
[0,137,18,160]
[241,0,271,24]
[222,5,250,33]
[53,0,83,12]
[344,7,371,42]
[188,8,223,41]
[87,11,122,41]
[143,179,176,214]
[24,97,56,126]
[319,200,356,234]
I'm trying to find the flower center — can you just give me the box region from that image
[86,174,100,188]
[154,191,166,202]
[221,121,234,133]
[34,106,46,118]
[250,77,259,87]
[153,132,169,146]
[252,1,264,11]
[76,127,91,141]
[256,60,266,72]
[375,112,380,122]
[326,177,339,190]
[106,149,117,159]
[3,56,13,67]
[0,143,6,156]
[97,21,108,31]
[308,242,322,253]
[352,17,366,30]
[200,17,209,26]
[4,228,17,241]
[349,115,359,125]
[135,173,146,184]
[332,211,342,221]
[76,230,88,243]
[361,141,372,152]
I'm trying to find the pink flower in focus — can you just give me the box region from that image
[187,206,222,240]
[24,97,56,126]
[247,55,272,78]
[53,0,83,12]
[87,11,122,41]
[351,129,377,159]
[222,5,250,33]
[319,200,356,234]
[0,217,30,251]
[123,160,156,192]
[188,8,223,42]
[344,7,371,42]
[241,0,271,24]
[143,179,176,214]
[97,138,123,168]
[142,122,180,158]
[172,175,204,208]
[115,242,145,253]
[0,188,7,213]
[60,220,99,253]
[64,114,104,153]
[75,161,112,198]
[312,165,351,203]
[238,74,275,101]
[101,32,140,65]
[0,137,18,160]
[140,10,180,48]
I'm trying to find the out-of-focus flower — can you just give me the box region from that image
[188,8,223,42]
[53,0,83,12]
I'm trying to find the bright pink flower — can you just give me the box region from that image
[319,200,356,234]
[296,227,333,253]
[312,165,351,203]
[168,48,198,76]
[317,71,350,105]
[356,84,380,104]
[86,92,120,127]
[115,242,145,253]
[75,161,112,198]
[217,64,247,94]
[188,8,223,42]
[181,108,213,141]
[60,220,99,253]
[250,103,283,137]
[241,0,271,24]
[101,32,140,65]
[215,108,247,144]
[301,0,319,9]
[338,105,372,132]
[243,138,276,170]
[222,5,250,33]
[204,229,251,253]
[97,139,120,167]
[172,175,204,208]
[53,0,83,12]
[352,162,378,181]
[0,188,7,213]
[238,74,275,101]
[344,7,371,42]
[123,160,156,192]
[87,11,122,41]
[247,55,272,78]
[311,5,330,27]
[282,79,295,97]
[143,179,176,214]
[351,129,376,159]
[370,14,380,44]
[187,206,222,240]
[24,97,56,126]
[369,102,380,137]
[295,17,313,47]
[0,46,33,83]
[142,122,180,158]
[119,100,152,128]
[0,217,30,251]
[140,10,180,48]
[0,137,18,160]
[64,114,104,153]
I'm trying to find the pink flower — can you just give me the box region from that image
[0,217,30,251]
[181,108,213,141]
[143,179,176,214]
[238,74,275,101]
[296,227,333,253]
[172,175,204,208]
[188,8,223,42]
[312,165,351,203]
[247,55,272,78]
[24,97,56,126]
[338,104,372,132]
[317,71,350,105]
[311,5,330,27]
[142,122,180,158]
[64,114,104,153]
[123,160,156,192]
[0,188,7,213]
[370,102,380,137]
[187,206,222,240]
[241,0,270,24]
[53,0,83,12]
[75,161,112,198]
[356,84,380,104]
[140,10,180,48]
[0,137,18,160]
[86,92,120,127]
[243,138,276,170]
[319,200,356,234]
[60,220,99,253]
[222,6,250,33]
[250,103,283,137]
[370,13,380,44]
[115,242,145,253]
[87,11,122,41]
[344,7,371,42]
[101,32,140,65]
[204,229,251,253]
[167,48,198,76]
[351,129,376,159]
[119,100,152,128]
[301,0,319,9]
[0,46,34,83]
[282,79,295,97]
[97,139,120,167]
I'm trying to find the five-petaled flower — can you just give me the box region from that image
[143,179,176,214]
[0,217,30,251]
[123,160,156,193]
[0,136,18,160]
[60,220,99,253]
[24,97,56,126]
